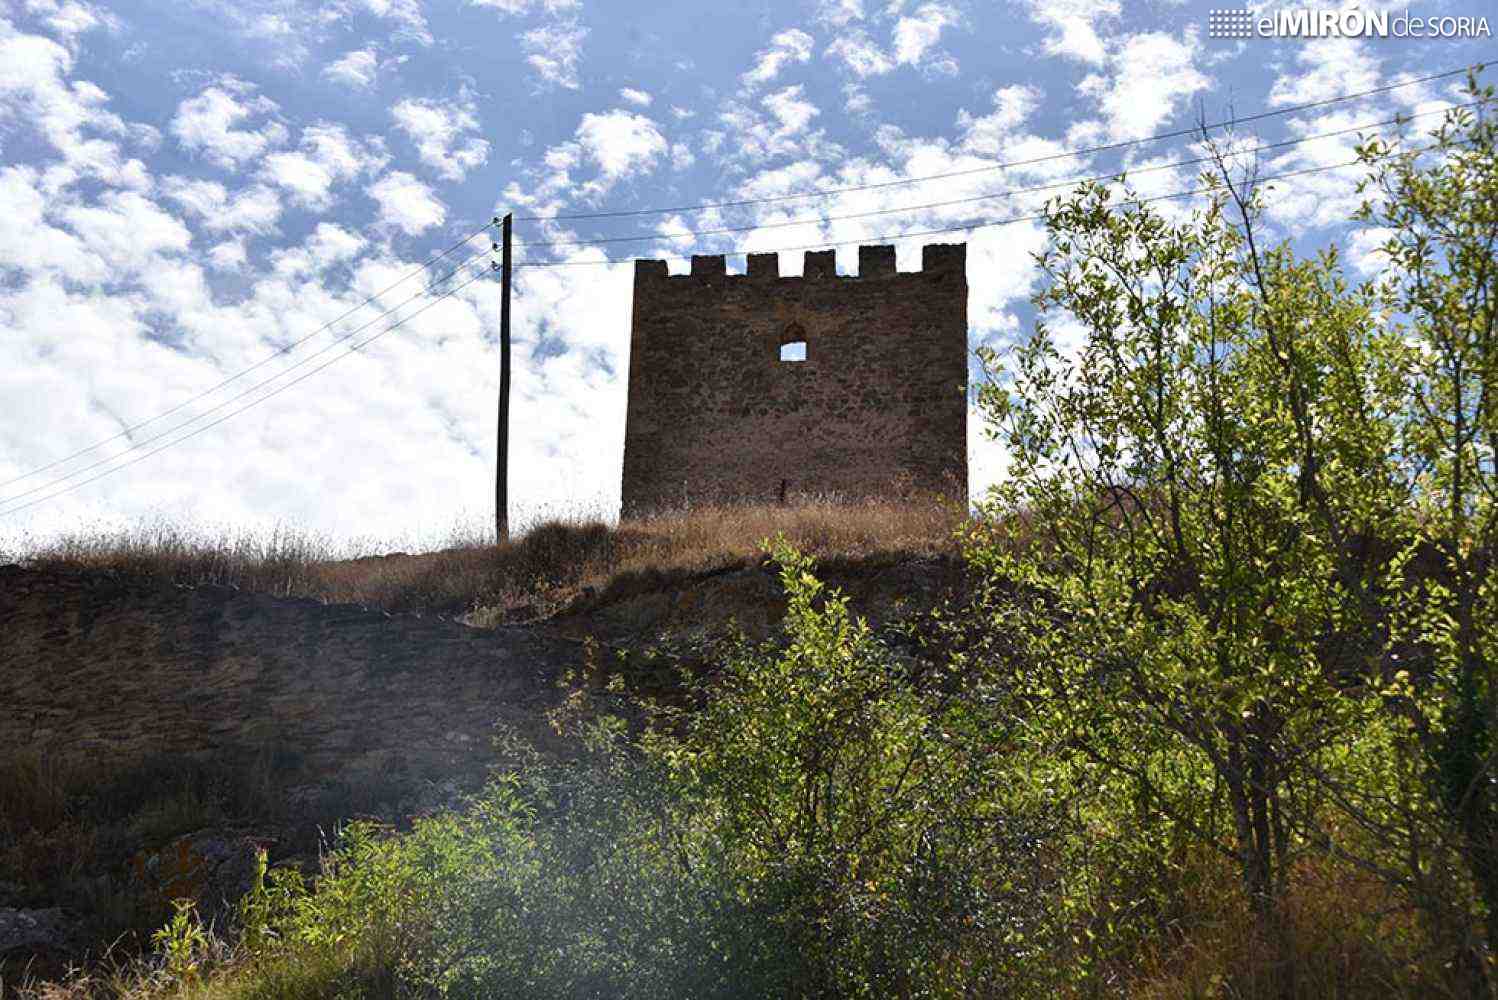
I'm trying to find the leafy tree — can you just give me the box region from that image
[648,540,1071,997]
[970,154,1405,963]
[1352,75,1498,966]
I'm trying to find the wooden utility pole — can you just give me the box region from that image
[495,212,512,541]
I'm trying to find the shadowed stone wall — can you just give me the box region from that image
[0,565,580,784]
[621,243,968,517]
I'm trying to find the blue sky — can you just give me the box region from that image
[0,0,1492,549]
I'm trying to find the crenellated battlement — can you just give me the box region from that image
[633,242,966,284]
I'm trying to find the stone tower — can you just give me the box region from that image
[620,243,968,517]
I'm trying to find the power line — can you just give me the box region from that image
[0,254,494,513]
[0,265,495,519]
[0,223,497,492]
[509,149,1435,269]
[512,101,1486,254]
[516,62,1485,223]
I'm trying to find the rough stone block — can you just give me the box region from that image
[634,259,668,282]
[747,252,779,279]
[691,254,726,277]
[803,250,836,279]
[922,243,966,273]
[858,244,896,277]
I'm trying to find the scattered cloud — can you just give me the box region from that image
[575,109,668,187]
[521,18,586,89]
[21,0,118,43]
[1078,30,1208,141]
[742,28,814,87]
[0,20,151,183]
[817,0,865,27]
[391,90,491,181]
[269,222,364,276]
[619,86,652,107]
[1019,0,1120,65]
[367,169,445,234]
[956,84,1044,156]
[355,0,432,44]
[170,77,287,170]
[763,84,820,135]
[60,189,193,274]
[207,237,247,270]
[1268,40,1380,106]
[323,47,379,89]
[467,0,578,12]
[826,31,894,77]
[260,123,387,211]
[161,176,282,234]
[891,2,960,71]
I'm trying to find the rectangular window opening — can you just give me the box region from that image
[780,341,807,362]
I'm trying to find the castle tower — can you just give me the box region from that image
[620,243,968,517]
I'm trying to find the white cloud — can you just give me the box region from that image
[0,20,150,183]
[367,170,445,235]
[956,84,1044,156]
[817,0,865,26]
[0,164,98,282]
[742,28,814,87]
[467,0,578,11]
[892,2,960,69]
[356,0,431,44]
[170,78,287,170]
[23,0,117,42]
[323,47,379,89]
[843,82,872,114]
[826,31,894,77]
[270,222,364,276]
[391,91,491,182]
[1078,31,1209,141]
[1019,0,1119,65]
[521,19,586,89]
[1268,41,1380,106]
[260,123,386,211]
[619,86,652,107]
[207,238,247,271]
[763,85,819,135]
[161,176,282,234]
[60,189,192,274]
[575,109,667,183]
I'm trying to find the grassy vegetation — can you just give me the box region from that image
[4,550,1479,1000]
[0,744,432,992]
[5,497,959,620]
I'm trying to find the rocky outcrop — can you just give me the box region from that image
[0,907,75,962]
[0,565,583,787]
[129,829,275,932]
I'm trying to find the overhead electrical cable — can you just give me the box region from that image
[516,62,1485,223]
[0,224,497,491]
[0,265,495,519]
[511,145,1455,269]
[0,255,494,512]
[512,101,1487,253]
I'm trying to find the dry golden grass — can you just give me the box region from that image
[8,498,963,619]
[1125,848,1470,999]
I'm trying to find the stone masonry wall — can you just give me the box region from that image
[0,565,581,785]
[621,243,968,517]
